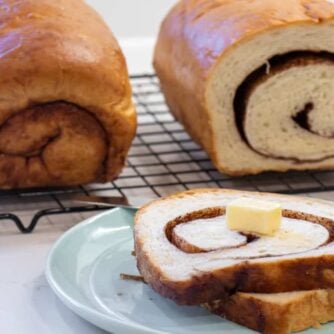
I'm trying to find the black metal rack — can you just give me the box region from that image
[1,74,334,233]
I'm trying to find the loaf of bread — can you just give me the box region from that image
[0,0,136,188]
[154,0,334,175]
[204,289,334,334]
[134,189,334,305]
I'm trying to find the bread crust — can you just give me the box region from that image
[135,189,334,305]
[153,0,334,175]
[0,0,136,188]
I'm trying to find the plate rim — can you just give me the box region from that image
[44,206,332,334]
[45,207,167,334]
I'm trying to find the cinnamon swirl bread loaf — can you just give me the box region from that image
[134,189,334,305]
[154,0,334,175]
[0,0,136,188]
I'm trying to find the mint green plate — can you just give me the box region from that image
[46,208,332,334]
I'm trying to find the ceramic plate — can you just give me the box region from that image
[46,208,332,334]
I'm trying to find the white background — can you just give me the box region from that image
[86,0,177,74]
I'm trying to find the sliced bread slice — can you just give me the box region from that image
[134,189,334,305]
[203,289,334,334]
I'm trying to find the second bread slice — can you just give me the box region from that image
[203,289,334,334]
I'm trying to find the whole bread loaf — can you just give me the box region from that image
[135,189,334,305]
[0,0,136,188]
[154,0,334,175]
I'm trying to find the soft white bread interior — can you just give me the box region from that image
[243,56,334,162]
[204,289,334,334]
[154,0,334,175]
[172,214,329,255]
[134,189,334,305]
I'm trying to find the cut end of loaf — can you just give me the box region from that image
[210,44,334,175]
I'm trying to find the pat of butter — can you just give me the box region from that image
[226,198,282,236]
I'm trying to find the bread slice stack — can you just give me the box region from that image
[134,189,334,333]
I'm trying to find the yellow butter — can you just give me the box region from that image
[226,198,282,236]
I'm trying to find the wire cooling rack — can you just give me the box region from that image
[2,73,334,233]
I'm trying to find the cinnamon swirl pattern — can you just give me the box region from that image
[0,0,136,188]
[135,189,334,305]
[154,0,334,175]
[168,207,331,256]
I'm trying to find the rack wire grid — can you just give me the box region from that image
[1,73,334,233]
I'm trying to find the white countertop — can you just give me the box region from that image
[0,212,109,334]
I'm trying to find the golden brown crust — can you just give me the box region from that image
[135,188,334,305]
[0,0,136,188]
[204,290,334,334]
[153,0,334,175]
